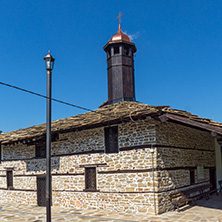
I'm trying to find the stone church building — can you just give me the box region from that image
[0,21,222,215]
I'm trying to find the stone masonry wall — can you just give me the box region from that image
[118,120,156,147]
[0,119,216,215]
[0,119,158,215]
[0,177,6,189]
[0,190,37,205]
[155,121,216,213]
[0,149,158,214]
[53,128,104,155]
[3,144,35,160]
[52,191,156,214]
[155,121,215,150]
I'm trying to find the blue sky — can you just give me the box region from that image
[1,0,222,133]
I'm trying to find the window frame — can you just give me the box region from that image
[84,167,98,192]
[114,46,120,55]
[35,144,46,158]
[104,126,119,153]
[0,143,2,163]
[123,46,130,56]
[107,49,111,59]
[6,170,13,189]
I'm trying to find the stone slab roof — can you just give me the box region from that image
[1,101,222,144]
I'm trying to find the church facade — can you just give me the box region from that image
[0,20,222,215]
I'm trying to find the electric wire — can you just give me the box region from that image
[0,81,93,112]
[0,81,134,120]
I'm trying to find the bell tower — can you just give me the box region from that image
[103,13,137,105]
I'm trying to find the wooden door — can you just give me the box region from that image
[37,176,46,206]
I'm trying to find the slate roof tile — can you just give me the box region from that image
[0,101,221,144]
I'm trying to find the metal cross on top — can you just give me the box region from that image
[117,12,123,28]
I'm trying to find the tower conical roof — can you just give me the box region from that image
[103,23,137,53]
[108,23,131,43]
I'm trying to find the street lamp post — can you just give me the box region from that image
[44,51,55,222]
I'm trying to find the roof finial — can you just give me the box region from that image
[117,12,123,30]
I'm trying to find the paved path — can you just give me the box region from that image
[0,193,221,221]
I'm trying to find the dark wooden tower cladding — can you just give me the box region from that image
[103,22,137,105]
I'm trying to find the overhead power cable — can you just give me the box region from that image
[0,81,93,112]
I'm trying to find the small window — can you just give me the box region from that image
[114,46,119,55]
[104,126,118,153]
[107,50,111,58]
[190,169,195,185]
[85,167,97,191]
[124,47,129,56]
[0,143,2,163]
[36,144,46,158]
[6,170,13,189]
